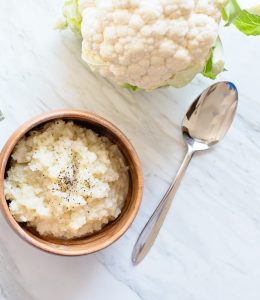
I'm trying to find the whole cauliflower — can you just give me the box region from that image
[81,0,223,90]
[57,0,260,90]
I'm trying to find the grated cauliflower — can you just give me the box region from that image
[4,120,129,239]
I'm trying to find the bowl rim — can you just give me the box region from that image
[0,109,143,256]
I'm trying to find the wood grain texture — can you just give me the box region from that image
[0,110,143,256]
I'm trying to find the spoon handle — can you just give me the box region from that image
[132,147,194,265]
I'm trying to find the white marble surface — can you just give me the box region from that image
[1,1,260,299]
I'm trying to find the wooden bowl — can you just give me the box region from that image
[0,110,143,256]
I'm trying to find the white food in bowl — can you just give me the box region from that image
[4,120,129,239]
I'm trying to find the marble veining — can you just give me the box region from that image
[1,0,260,299]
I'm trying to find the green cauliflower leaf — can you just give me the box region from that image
[121,83,140,91]
[202,37,225,80]
[233,10,260,35]
[55,0,82,34]
[222,0,260,35]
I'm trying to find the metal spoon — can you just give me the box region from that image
[132,81,238,265]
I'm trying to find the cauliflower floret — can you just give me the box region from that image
[79,0,223,90]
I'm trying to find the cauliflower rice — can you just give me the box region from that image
[4,120,129,239]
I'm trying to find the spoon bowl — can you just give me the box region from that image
[183,81,238,149]
[132,81,238,264]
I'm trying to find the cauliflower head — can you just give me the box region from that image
[56,0,260,90]
[79,0,223,90]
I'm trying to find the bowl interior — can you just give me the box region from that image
[0,111,142,255]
